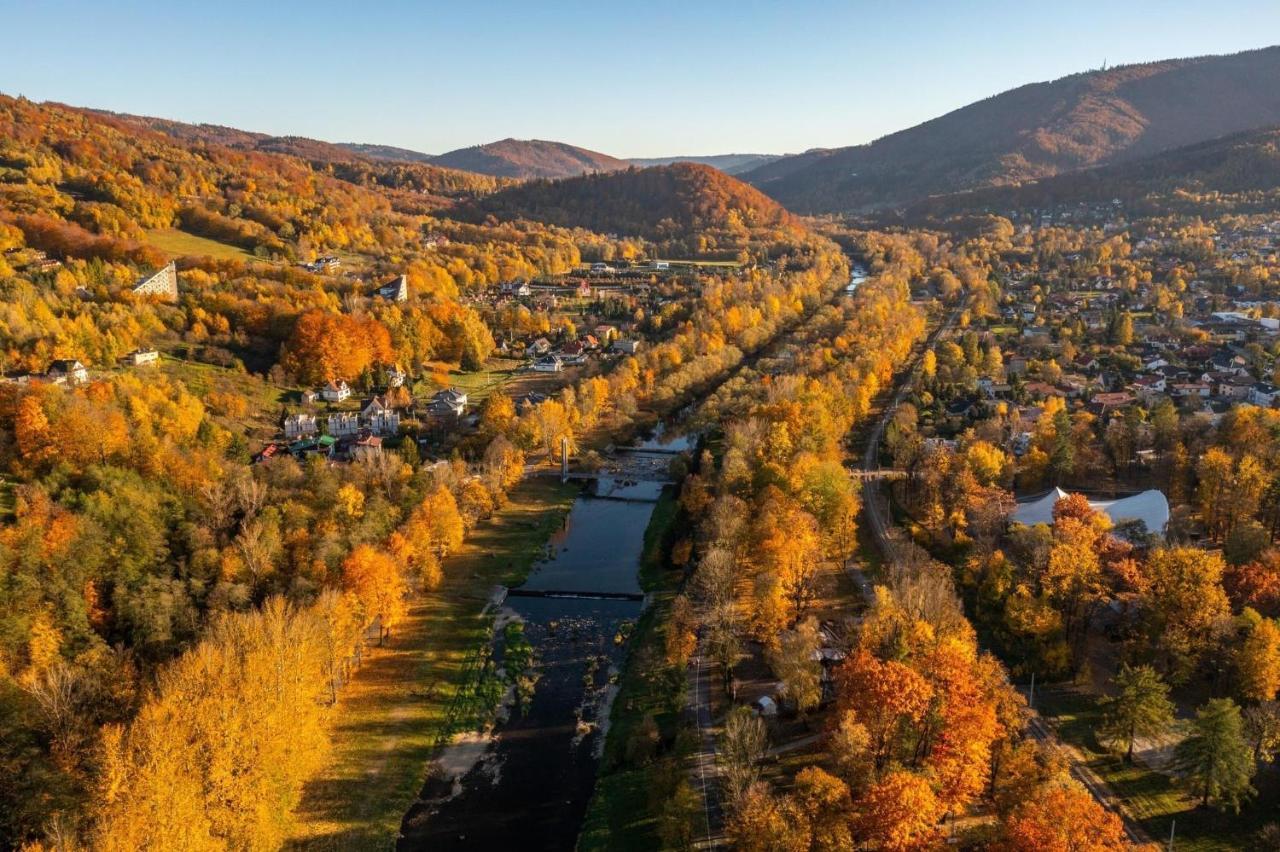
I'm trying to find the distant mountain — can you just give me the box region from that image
[337,142,436,163]
[907,124,1280,218]
[429,138,630,180]
[472,162,793,238]
[744,45,1280,213]
[627,153,783,175]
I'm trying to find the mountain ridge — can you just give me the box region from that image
[743,45,1280,213]
[428,138,631,179]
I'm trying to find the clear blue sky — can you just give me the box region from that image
[2,0,1278,157]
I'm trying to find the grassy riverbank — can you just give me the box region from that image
[578,488,690,852]
[285,477,578,850]
[1036,686,1280,851]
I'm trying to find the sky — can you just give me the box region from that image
[2,0,1279,158]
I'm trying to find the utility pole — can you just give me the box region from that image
[1028,672,1036,708]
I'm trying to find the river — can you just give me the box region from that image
[397,429,693,851]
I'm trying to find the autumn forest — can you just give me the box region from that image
[5,32,1280,852]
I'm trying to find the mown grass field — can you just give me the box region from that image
[144,228,255,261]
[285,477,578,850]
[1037,686,1280,851]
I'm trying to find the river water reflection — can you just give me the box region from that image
[399,436,684,851]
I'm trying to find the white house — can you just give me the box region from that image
[321,380,351,403]
[47,359,88,385]
[368,409,400,436]
[327,412,361,437]
[612,339,641,355]
[1250,383,1280,407]
[374,274,409,302]
[128,349,159,366]
[532,355,563,373]
[387,366,408,388]
[429,388,468,417]
[284,413,318,439]
[132,262,179,301]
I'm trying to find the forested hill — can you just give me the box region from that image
[906,124,1280,219]
[94,109,509,200]
[471,162,795,240]
[429,138,630,179]
[743,45,1280,213]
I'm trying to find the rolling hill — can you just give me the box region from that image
[429,138,630,179]
[905,124,1280,219]
[88,110,508,200]
[472,162,793,239]
[744,45,1280,213]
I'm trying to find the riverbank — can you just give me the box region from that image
[577,487,690,851]
[285,477,578,850]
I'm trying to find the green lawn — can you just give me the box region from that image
[1037,686,1279,851]
[286,477,578,850]
[156,354,303,444]
[145,228,256,261]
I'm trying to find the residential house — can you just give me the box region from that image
[387,365,408,388]
[327,412,361,437]
[374,274,409,302]
[352,435,383,460]
[127,349,159,366]
[613,338,641,355]
[530,338,552,356]
[532,354,564,373]
[284,413,318,439]
[369,408,400,435]
[1250,383,1280,407]
[1089,392,1135,414]
[515,391,548,411]
[361,396,402,435]
[321,380,351,402]
[429,388,468,417]
[1171,382,1212,399]
[47,359,88,385]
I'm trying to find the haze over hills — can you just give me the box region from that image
[337,142,437,163]
[743,45,1280,214]
[626,153,783,176]
[471,161,793,239]
[428,138,631,180]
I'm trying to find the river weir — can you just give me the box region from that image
[398,430,692,851]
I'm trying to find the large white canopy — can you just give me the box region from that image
[1011,487,1169,533]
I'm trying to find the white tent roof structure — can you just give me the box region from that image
[1011,487,1169,533]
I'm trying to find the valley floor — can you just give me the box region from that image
[284,477,577,850]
